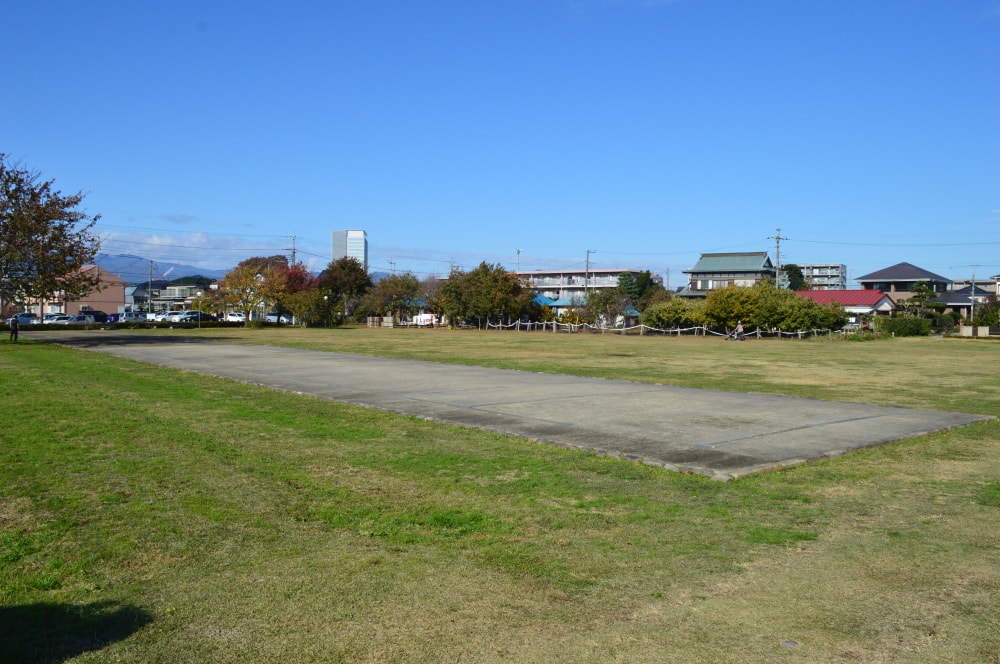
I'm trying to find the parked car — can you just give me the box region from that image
[79,310,108,323]
[226,312,247,322]
[179,312,216,322]
[120,312,147,323]
[6,312,39,325]
[168,310,200,322]
[154,310,174,322]
[70,314,96,324]
[106,313,120,323]
[44,314,75,324]
[265,312,292,324]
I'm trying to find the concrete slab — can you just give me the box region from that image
[31,331,990,480]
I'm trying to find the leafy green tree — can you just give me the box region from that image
[641,297,705,328]
[0,154,102,313]
[704,285,757,331]
[438,262,531,328]
[976,295,1000,326]
[617,272,640,303]
[283,288,328,327]
[783,264,806,290]
[635,275,670,311]
[318,256,371,322]
[358,272,421,321]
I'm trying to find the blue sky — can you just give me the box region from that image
[6,1,1000,286]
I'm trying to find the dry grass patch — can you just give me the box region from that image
[3,332,999,662]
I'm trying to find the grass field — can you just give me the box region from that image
[2,328,998,662]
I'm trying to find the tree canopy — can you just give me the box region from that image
[359,272,421,320]
[0,154,102,311]
[437,262,533,328]
[782,264,807,291]
[317,256,372,320]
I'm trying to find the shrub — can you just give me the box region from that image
[873,316,932,337]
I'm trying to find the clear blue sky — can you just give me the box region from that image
[6,1,1000,286]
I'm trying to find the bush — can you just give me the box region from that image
[873,316,932,337]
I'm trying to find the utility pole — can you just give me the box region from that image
[289,233,297,264]
[388,259,396,274]
[585,249,597,297]
[971,270,976,322]
[148,260,154,313]
[515,248,521,273]
[769,228,788,288]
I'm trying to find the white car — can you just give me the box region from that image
[265,312,291,324]
[169,310,199,322]
[226,312,247,322]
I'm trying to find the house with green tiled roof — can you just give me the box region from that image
[678,252,776,298]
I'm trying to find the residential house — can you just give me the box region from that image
[795,289,896,324]
[929,283,992,320]
[855,262,951,302]
[678,252,775,298]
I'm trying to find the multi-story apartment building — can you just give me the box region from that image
[332,229,368,271]
[517,269,658,304]
[798,263,847,290]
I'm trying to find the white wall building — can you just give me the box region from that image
[517,269,659,304]
[332,229,368,271]
[799,263,847,290]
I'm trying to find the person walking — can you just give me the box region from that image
[9,315,19,342]
[735,320,744,341]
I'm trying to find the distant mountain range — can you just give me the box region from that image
[93,253,228,284]
[94,253,386,284]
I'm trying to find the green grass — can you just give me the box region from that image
[2,330,999,662]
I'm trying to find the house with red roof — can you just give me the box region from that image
[795,289,896,323]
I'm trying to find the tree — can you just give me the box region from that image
[616,272,640,303]
[318,256,372,323]
[420,275,444,319]
[782,264,807,291]
[899,282,935,318]
[634,271,670,311]
[283,288,328,327]
[219,258,288,323]
[271,262,317,320]
[704,285,757,331]
[641,297,705,329]
[358,272,421,321]
[587,287,630,328]
[438,262,532,328]
[0,154,102,313]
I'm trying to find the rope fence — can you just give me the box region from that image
[483,320,844,339]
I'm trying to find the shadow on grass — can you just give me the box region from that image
[0,600,153,663]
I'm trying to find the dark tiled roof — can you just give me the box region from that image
[855,262,950,283]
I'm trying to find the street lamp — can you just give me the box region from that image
[196,291,203,329]
[323,295,329,328]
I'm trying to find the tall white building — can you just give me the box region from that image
[331,229,368,271]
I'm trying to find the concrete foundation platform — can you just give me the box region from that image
[33,332,990,480]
